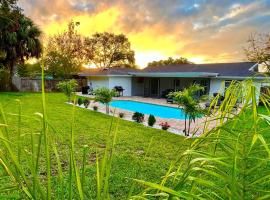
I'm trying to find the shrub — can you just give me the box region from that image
[132,112,144,123]
[83,99,90,108]
[77,97,83,106]
[119,112,124,118]
[160,121,170,130]
[148,115,156,127]
[57,79,78,102]
[93,105,98,111]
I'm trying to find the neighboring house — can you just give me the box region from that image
[78,62,268,99]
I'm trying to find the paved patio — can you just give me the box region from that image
[76,93,222,136]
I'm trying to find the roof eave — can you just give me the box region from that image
[78,73,132,77]
[128,72,219,78]
[213,75,270,80]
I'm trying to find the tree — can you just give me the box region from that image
[169,84,206,136]
[45,21,84,79]
[147,57,193,67]
[0,0,42,90]
[57,79,78,102]
[93,87,117,114]
[17,62,41,77]
[84,32,135,68]
[244,33,270,72]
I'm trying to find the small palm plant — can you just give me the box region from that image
[133,80,270,200]
[57,79,78,102]
[169,84,206,136]
[93,87,117,114]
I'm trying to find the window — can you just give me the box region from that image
[225,80,232,90]
[174,79,181,91]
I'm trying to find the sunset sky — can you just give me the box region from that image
[18,0,270,67]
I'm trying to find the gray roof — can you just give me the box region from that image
[78,67,139,76]
[78,62,262,78]
[141,62,258,77]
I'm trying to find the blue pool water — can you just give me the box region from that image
[110,100,186,119]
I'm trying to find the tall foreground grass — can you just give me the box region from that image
[133,80,270,199]
[0,76,269,199]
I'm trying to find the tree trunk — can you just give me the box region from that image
[184,114,187,136]
[188,117,191,136]
[106,104,109,114]
[8,62,17,91]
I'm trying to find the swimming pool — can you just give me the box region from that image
[110,100,186,119]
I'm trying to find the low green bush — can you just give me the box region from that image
[148,114,156,127]
[132,112,144,123]
[77,97,83,106]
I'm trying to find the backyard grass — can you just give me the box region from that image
[0,92,189,199]
[0,92,269,199]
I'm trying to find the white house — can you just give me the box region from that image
[78,62,269,100]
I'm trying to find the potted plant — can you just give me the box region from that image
[148,114,156,127]
[83,99,90,108]
[119,112,125,118]
[160,121,170,130]
[132,112,144,123]
[93,105,98,111]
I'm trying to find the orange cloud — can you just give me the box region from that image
[18,0,270,67]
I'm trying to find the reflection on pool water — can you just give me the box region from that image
[110,100,186,120]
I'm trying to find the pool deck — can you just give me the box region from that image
[76,93,223,136]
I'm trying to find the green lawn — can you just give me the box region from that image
[1,92,269,199]
[0,92,188,199]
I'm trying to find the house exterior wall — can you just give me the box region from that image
[254,80,262,103]
[87,76,132,96]
[210,78,263,103]
[108,76,132,96]
[87,76,109,89]
[209,79,224,96]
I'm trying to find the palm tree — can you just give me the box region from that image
[94,87,117,114]
[0,2,42,90]
[170,84,206,136]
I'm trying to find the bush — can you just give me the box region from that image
[160,121,170,130]
[83,99,90,108]
[77,97,83,106]
[93,105,98,111]
[119,112,124,118]
[148,115,156,127]
[132,112,144,123]
[57,79,78,102]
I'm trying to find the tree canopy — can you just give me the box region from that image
[244,33,270,72]
[84,32,135,68]
[147,57,193,67]
[0,0,42,89]
[45,21,84,79]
